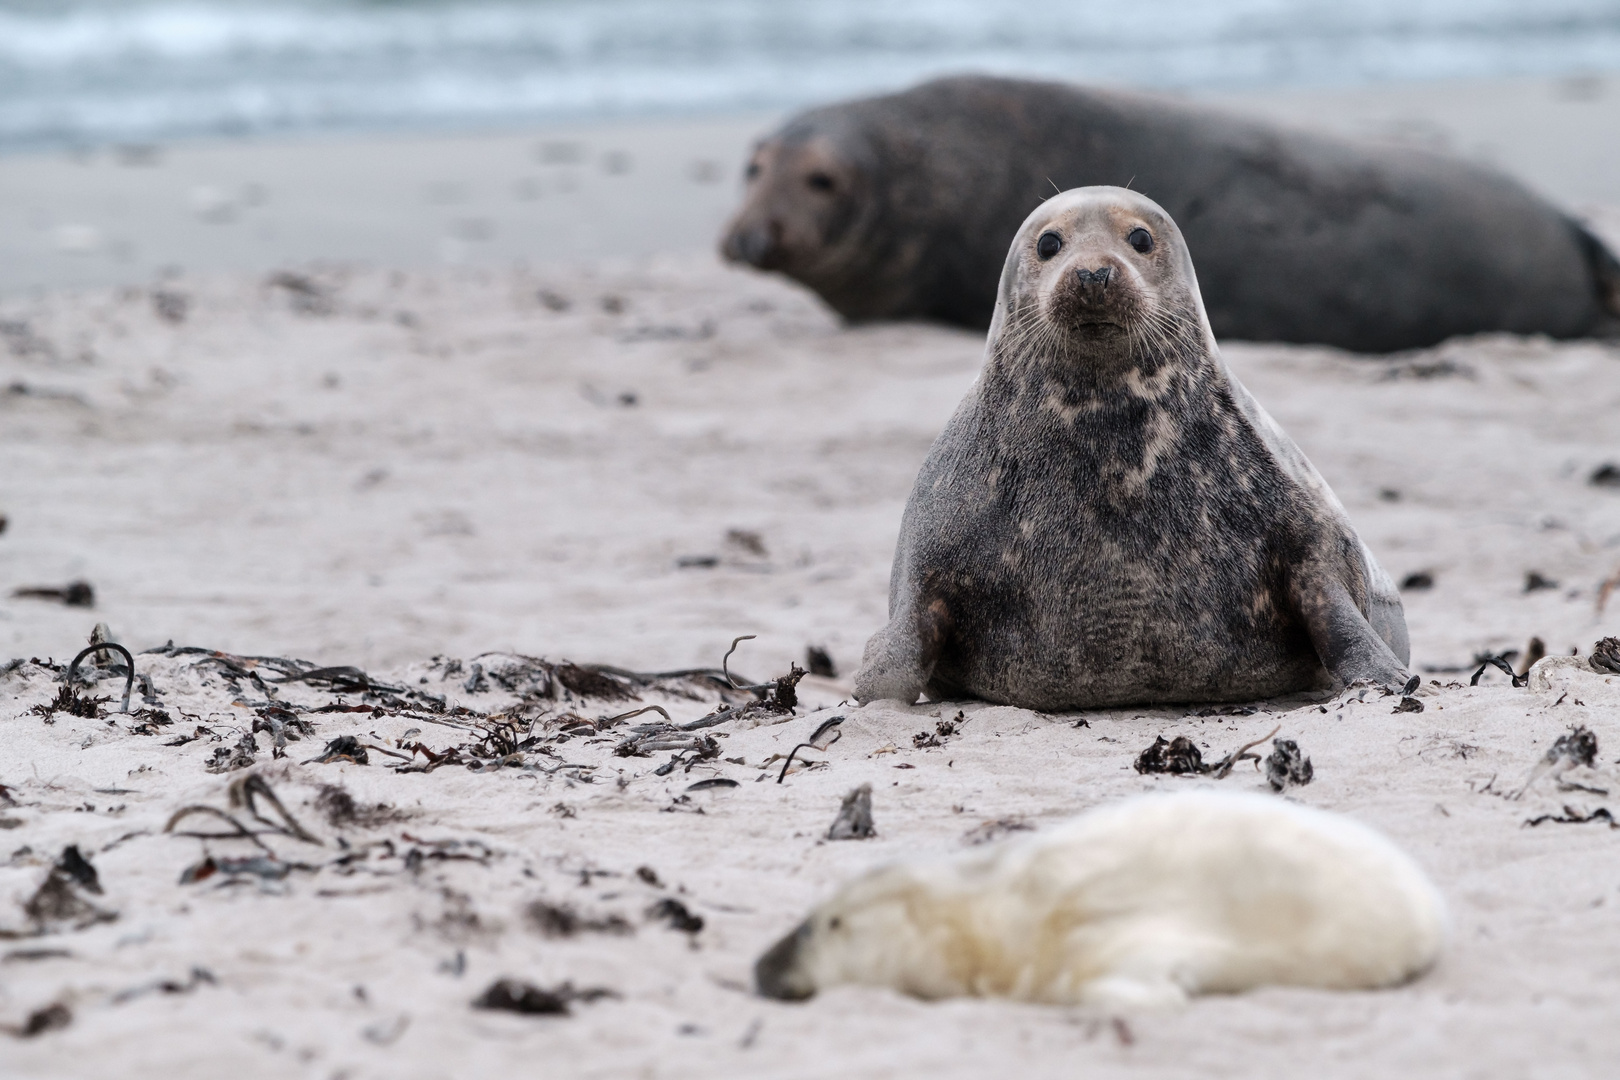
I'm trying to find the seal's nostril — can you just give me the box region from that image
[1075,266,1112,286]
[730,224,778,266]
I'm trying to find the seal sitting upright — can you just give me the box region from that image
[853,187,1410,711]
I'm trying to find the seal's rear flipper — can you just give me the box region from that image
[852,599,951,705]
[1295,575,1411,693]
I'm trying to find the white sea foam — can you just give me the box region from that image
[0,0,1617,149]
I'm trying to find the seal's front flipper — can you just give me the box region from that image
[1295,574,1411,693]
[853,599,951,705]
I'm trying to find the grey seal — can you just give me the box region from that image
[720,75,1620,353]
[852,186,1410,711]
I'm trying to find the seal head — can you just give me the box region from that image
[719,118,901,319]
[720,107,980,324]
[853,186,1409,711]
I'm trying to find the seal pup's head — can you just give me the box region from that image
[991,186,1217,386]
[754,859,974,1002]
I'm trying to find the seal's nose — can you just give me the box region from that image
[1074,266,1113,287]
[754,922,817,1000]
[721,220,780,267]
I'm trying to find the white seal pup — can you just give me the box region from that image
[853,186,1411,711]
[754,790,1446,1008]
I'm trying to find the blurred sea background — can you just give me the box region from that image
[4,0,1620,152]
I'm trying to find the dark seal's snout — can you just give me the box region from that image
[721,218,783,268]
[754,921,818,1001]
[1074,266,1113,287]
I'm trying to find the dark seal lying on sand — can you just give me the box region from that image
[853,186,1411,711]
[721,76,1620,353]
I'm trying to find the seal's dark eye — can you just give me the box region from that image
[1127,227,1154,254]
[1036,231,1063,260]
[807,172,835,192]
[745,161,761,181]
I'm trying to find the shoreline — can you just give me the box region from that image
[2,73,1618,298]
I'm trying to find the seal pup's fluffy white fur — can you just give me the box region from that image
[755,790,1445,1008]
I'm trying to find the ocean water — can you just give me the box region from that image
[1,0,1618,151]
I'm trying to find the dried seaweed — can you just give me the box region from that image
[1134,735,1204,774]
[267,271,335,316]
[30,685,110,721]
[525,901,633,938]
[961,818,1034,846]
[1515,725,1600,799]
[19,846,116,933]
[1470,653,1529,688]
[1592,637,1620,675]
[1522,806,1617,829]
[252,706,315,756]
[1524,571,1559,593]
[6,1002,71,1038]
[230,774,321,844]
[1133,724,1283,781]
[470,716,533,758]
[11,581,94,607]
[1193,704,1258,718]
[65,640,134,713]
[555,663,639,702]
[271,665,403,694]
[647,897,704,933]
[684,778,738,792]
[179,855,318,884]
[152,289,188,322]
[777,716,844,782]
[164,793,304,854]
[827,784,876,840]
[315,785,406,829]
[312,735,369,765]
[471,979,616,1016]
[1517,637,1547,676]
[1265,740,1314,790]
[205,733,259,773]
[110,967,216,1004]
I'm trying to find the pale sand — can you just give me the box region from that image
[1,75,1620,1078]
[2,253,1619,1079]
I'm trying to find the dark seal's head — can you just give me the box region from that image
[991,186,1216,385]
[720,116,902,317]
[721,123,862,268]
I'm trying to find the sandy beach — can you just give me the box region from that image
[2,75,1620,1078]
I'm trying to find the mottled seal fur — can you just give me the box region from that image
[721,75,1620,352]
[853,186,1409,711]
[755,790,1446,1008]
